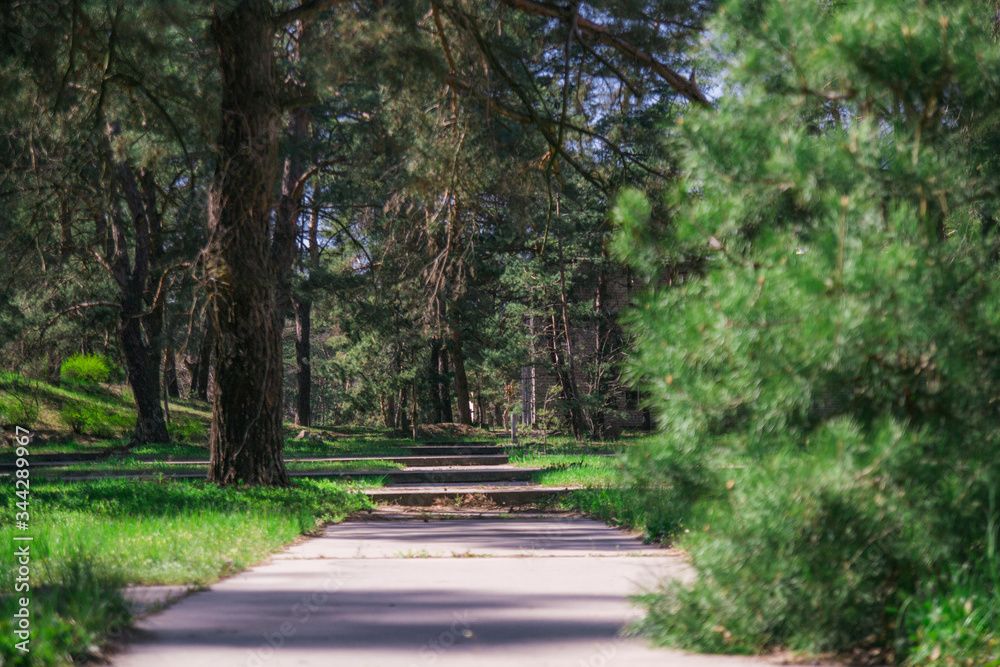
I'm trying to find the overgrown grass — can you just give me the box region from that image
[506,439,630,457]
[281,436,412,458]
[898,508,1000,667]
[0,478,373,666]
[125,442,211,459]
[524,455,623,486]
[58,403,133,438]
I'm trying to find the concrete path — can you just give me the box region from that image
[111,517,798,667]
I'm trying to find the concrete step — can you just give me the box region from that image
[413,440,493,445]
[0,453,511,469]
[377,467,536,484]
[34,466,540,485]
[284,454,511,467]
[403,445,505,455]
[0,451,113,465]
[364,483,580,506]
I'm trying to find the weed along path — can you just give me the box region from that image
[111,513,808,667]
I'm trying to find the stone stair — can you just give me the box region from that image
[11,440,576,508]
[362,442,578,507]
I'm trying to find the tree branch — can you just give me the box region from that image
[37,301,121,341]
[444,74,671,180]
[498,0,710,106]
[272,0,353,27]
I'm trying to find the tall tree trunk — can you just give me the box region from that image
[556,241,587,440]
[429,342,443,423]
[192,316,214,401]
[97,125,169,445]
[292,203,321,428]
[275,26,312,428]
[476,392,486,428]
[294,297,311,427]
[272,102,310,316]
[382,393,396,429]
[451,330,472,425]
[440,344,453,423]
[591,251,610,436]
[549,309,587,440]
[206,0,288,485]
[120,288,170,444]
[397,387,409,432]
[410,380,418,439]
[163,346,180,398]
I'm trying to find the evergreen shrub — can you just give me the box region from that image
[613,0,1000,658]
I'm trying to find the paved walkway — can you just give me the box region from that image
[111,516,798,667]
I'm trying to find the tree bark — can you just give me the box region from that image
[163,346,180,398]
[429,342,443,423]
[382,393,396,429]
[119,287,170,443]
[556,241,587,439]
[429,339,454,423]
[410,380,418,439]
[276,26,312,427]
[192,316,214,401]
[292,203,321,428]
[439,343,453,423]
[206,0,288,485]
[294,297,311,427]
[273,103,310,316]
[476,392,486,428]
[97,126,169,445]
[451,330,472,425]
[548,308,587,440]
[397,387,409,432]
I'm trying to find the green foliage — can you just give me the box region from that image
[59,354,111,389]
[639,432,933,653]
[0,374,39,427]
[612,0,1000,658]
[551,435,707,541]
[168,414,207,444]
[0,394,38,428]
[58,404,132,438]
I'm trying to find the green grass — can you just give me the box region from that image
[520,455,624,486]
[0,478,373,666]
[0,372,211,441]
[123,442,212,459]
[28,458,406,479]
[506,439,629,457]
[62,435,413,461]
[507,442,688,535]
[281,436,412,458]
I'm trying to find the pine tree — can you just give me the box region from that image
[614,0,1000,655]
